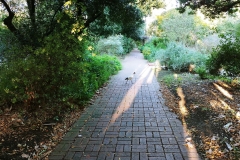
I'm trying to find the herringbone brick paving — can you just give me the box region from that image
[48,49,201,160]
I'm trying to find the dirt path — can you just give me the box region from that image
[49,49,201,160]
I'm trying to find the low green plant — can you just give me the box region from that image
[162,74,182,86]
[206,34,240,76]
[61,54,122,104]
[195,66,208,79]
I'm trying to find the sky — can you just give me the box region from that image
[145,0,179,28]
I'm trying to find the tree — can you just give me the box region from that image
[136,0,165,16]
[148,8,211,47]
[0,0,165,43]
[177,0,240,18]
[88,3,145,40]
[0,0,166,108]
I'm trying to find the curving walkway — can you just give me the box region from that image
[49,49,201,160]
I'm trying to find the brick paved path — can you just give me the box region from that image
[49,49,201,160]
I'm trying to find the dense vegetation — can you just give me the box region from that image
[177,0,240,18]
[0,0,165,111]
[143,7,240,79]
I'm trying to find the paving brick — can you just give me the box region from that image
[72,152,82,160]
[131,152,139,160]
[48,155,64,160]
[124,144,132,152]
[140,152,148,160]
[116,144,124,152]
[147,144,156,152]
[114,152,131,157]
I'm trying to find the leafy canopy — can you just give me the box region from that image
[177,0,240,18]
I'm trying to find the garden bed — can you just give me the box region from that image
[157,70,240,159]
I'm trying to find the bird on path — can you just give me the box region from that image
[125,72,136,84]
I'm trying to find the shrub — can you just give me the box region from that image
[121,36,135,54]
[155,42,208,72]
[206,34,240,76]
[97,35,134,56]
[195,66,208,79]
[0,31,122,109]
[61,54,122,103]
[142,37,168,62]
[97,35,124,55]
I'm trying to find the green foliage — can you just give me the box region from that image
[86,0,145,40]
[235,22,240,37]
[148,8,211,48]
[62,54,122,103]
[137,0,165,16]
[97,35,124,55]
[194,66,208,79]
[162,74,182,86]
[97,35,134,56]
[0,0,151,115]
[206,34,240,76]
[0,26,122,108]
[156,42,208,72]
[177,0,240,18]
[121,36,135,54]
[142,37,168,62]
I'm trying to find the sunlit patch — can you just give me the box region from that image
[147,68,154,84]
[219,99,234,111]
[216,80,231,89]
[210,91,234,112]
[209,100,221,109]
[88,46,94,51]
[176,87,188,117]
[189,64,195,72]
[213,83,233,100]
[236,111,240,120]
[174,73,178,79]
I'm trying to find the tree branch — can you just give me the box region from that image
[0,0,18,32]
[45,4,63,36]
[26,0,36,25]
[84,13,102,30]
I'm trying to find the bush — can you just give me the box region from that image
[61,54,122,103]
[142,37,168,62]
[195,66,209,79]
[97,35,124,55]
[97,35,134,56]
[121,36,135,54]
[206,34,240,76]
[155,42,208,72]
[0,31,122,109]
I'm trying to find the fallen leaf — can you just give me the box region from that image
[225,142,233,151]
[223,122,232,131]
[207,148,213,154]
[21,153,29,158]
